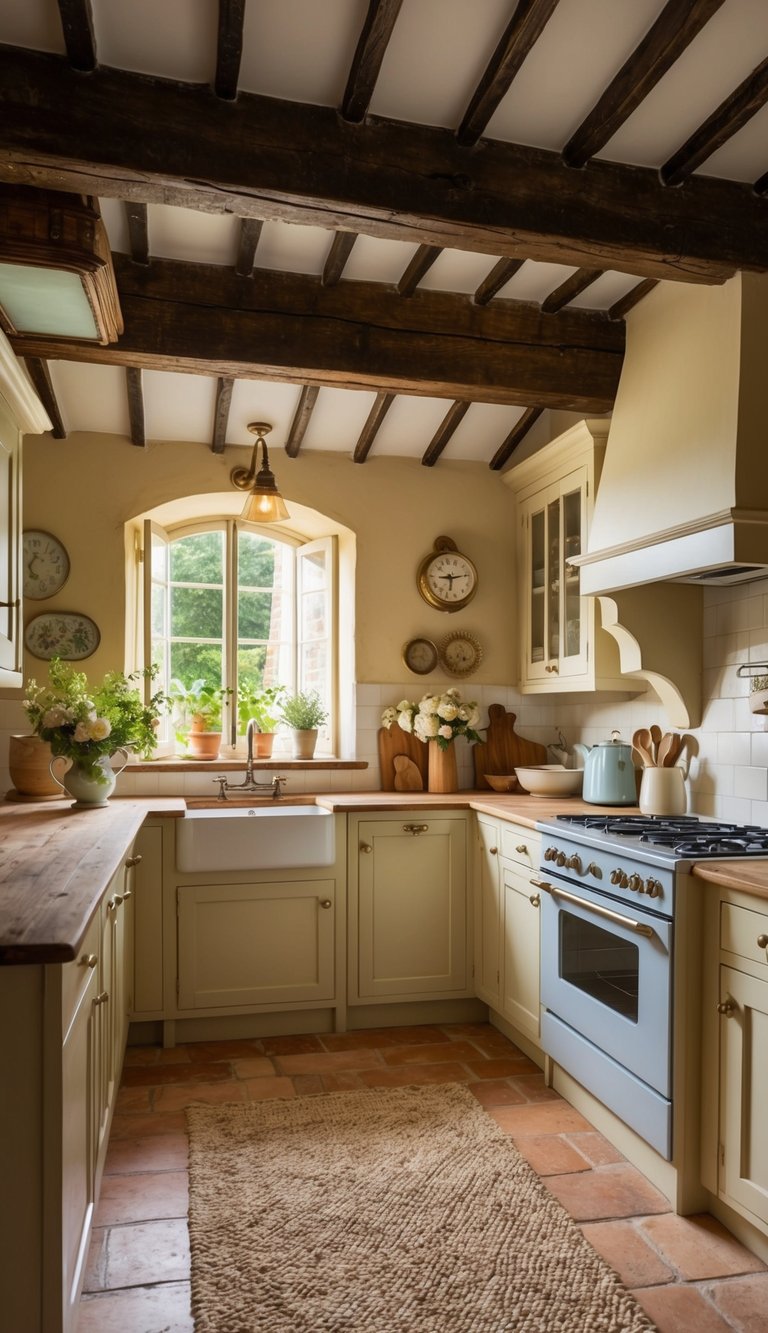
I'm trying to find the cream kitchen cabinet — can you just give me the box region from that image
[703,889,768,1237]
[473,816,541,1045]
[505,419,628,694]
[475,815,503,1008]
[349,811,470,1003]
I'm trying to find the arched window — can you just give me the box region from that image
[144,517,336,755]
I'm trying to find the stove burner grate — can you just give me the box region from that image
[553,813,768,857]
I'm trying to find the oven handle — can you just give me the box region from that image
[530,878,655,939]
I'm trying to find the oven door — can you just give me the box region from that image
[539,876,672,1097]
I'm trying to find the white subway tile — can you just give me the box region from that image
[717,795,753,823]
[733,766,768,801]
[718,732,751,766]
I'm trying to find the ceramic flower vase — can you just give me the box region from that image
[292,728,318,760]
[428,739,458,794]
[49,749,129,808]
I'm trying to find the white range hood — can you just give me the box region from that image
[574,272,768,595]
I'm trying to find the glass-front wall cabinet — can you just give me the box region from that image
[524,469,586,683]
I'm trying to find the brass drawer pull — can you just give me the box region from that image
[94,990,109,1005]
[319,899,332,910]
[403,823,429,836]
[80,953,98,969]
[717,997,736,1016]
[125,854,143,868]
[758,933,768,949]
[515,844,528,855]
[360,842,372,854]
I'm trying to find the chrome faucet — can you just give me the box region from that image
[214,719,287,800]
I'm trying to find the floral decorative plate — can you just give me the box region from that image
[24,612,100,661]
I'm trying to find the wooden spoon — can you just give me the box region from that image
[649,724,662,765]
[632,728,655,768]
[657,733,681,767]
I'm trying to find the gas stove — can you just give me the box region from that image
[536,813,768,867]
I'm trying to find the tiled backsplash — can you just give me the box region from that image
[3,577,768,820]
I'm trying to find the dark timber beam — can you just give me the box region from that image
[285,385,320,457]
[24,358,67,438]
[457,0,559,147]
[422,401,470,467]
[126,367,145,447]
[1,47,765,282]
[563,0,726,168]
[56,0,96,72]
[661,57,768,186]
[125,201,149,265]
[341,0,403,123]
[10,254,625,412]
[212,375,233,453]
[322,232,357,286]
[489,408,543,470]
[235,218,263,276]
[609,278,659,321]
[541,267,603,314]
[397,245,442,297]
[215,0,246,101]
[353,392,394,462]
[474,258,524,306]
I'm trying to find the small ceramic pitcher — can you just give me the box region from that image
[49,749,130,808]
[639,765,687,817]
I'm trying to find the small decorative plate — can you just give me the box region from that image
[22,530,70,600]
[24,612,100,661]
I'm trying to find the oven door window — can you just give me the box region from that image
[560,910,639,1023]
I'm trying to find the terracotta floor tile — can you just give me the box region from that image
[86,1219,190,1290]
[109,1111,187,1140]
[381,1039,480,1066]
[634,1283,734,1332]
[94,1171,189,1226]
[461,1032,532,1060]
[319,1030,404,1051]
[581,1220,675,1288]
[489,1100,594,1136]
[467,1079,527,1107]
[708,1271,768,1329]
[114,1085,152,1114]
[640,1213,767,1280]
[349,1024,447,1046]
[120,1060,232,1087]
[243,1075,296,1100]
[231,1056,277,1079]
[259,1033,324,1054]
[515,1134,592,1177]
[291,1074,325,1095]
[104,1133,188,1175]
[545,1164,672,1221]
[275,1048,384,1074]
[77,1281,193,1332]
[507,1071,560,1102]
[123,1046,191,1067]
[357,1061,471,1087]
[184,1038,266,1061]
[154,1079,247,1113]
[320,1071,366,1093]
[567,1130,625,1166]
[466,1056,540,1080]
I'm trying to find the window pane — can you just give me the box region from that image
[171,586,223,639]
[299,547,327,591]
[238,590,273,640]
[171,531,224,584]
[238,532,276,587]
[301,589,326,641]
[151,533,168,581]
[171,643,223,686]
[151,584,166,637]
[300,642,328,697]
[237,645,267,691]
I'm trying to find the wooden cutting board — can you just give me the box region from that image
[378,727,429,791]
[393,755,424,791]
[473,705,548,790]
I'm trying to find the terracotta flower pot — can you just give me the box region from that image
[252,732,275,759]
[187,731,222,760]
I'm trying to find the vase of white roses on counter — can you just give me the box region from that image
[23,659,168,807]
[382,688,482,793]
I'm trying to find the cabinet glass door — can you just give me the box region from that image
[530,507,545,668]
[562,486,581,663]
[546,496,561,664]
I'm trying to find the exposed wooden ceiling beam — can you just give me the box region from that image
[23,358,67,438]
[397,245,442,297]
[11,254,624,412]
[609,278,659,321]
[473,258,525,306]
[215,0,246,101]
[322,232,357,287]
[661,56,768,186]
[56,0,96,73]
[341,0,403,123]
[285,385,320,457]
[235,218,263,276]
[457,0,559,147]
[489,407,543,470]
[212,375,233,453]
[1,48,763,282]
[126,367,145,447]
[125,201,149,265]
[353,392,394,463]
[422,401,470,467]
[541,267,603,314]
[563,0,726,168]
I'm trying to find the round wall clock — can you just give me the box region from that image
[416,536,478,613]
[402,637,439,675]
[440,631,483,677]
[23,530,70,600]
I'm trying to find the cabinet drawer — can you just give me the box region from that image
[720,902,768,969]
[500,826,540,872]
[61,909,100,1032]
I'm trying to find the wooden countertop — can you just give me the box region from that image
[314,791,634,827]
[690,858,768,901]
[0,797,184,965]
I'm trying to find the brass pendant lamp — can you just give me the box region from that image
[230,422,289,523]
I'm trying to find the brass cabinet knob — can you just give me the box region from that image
[80,953,98,969]
[545,663,559,674]
[319,899,332,909]
[516,844,528,855]
[125,854,143,868]
[489,846,498,855]
[717,997,736,1016]
[529,894,540,908]
[94,990,109,1005]
[758,933,768,949]
[360,842,372,854]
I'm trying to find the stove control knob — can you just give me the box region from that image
[544,847,557,862]
[610,869,628,887]
[555,852,567,867]
[645,878,663,899]
[586,862,601,879]
[565,854,582,873]
[628,874,643,893]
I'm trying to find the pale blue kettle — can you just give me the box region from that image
[572,730,637,806]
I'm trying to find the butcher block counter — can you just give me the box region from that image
[691,857,768,901]
[0,796,184,964]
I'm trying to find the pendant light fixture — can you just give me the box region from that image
[230,421,289,523]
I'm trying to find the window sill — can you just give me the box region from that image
[127,758,368,773]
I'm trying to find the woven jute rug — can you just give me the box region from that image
[186,1082,657,1333]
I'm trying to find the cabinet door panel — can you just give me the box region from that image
[475,818,502,1007]
[178,880,335,1009]
[61,966,98,1325]
[720,964,768,1226]
[502,862,541,1043]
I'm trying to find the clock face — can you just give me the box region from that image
[440,632,483,677]
[403,637,439,675]
[418,549,478,612]
[23,531,70,600]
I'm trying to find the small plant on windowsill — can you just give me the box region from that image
[749,675,768,716]
[169,678,233,760]
[281,690,328,760]
[237,683,287,758]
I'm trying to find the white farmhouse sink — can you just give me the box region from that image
[176,805,335,872]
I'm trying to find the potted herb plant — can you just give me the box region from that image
[281,689,328,759]
[237,683,286,758]
[169,678,232,760]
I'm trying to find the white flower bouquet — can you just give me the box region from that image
[382,688,482,751]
